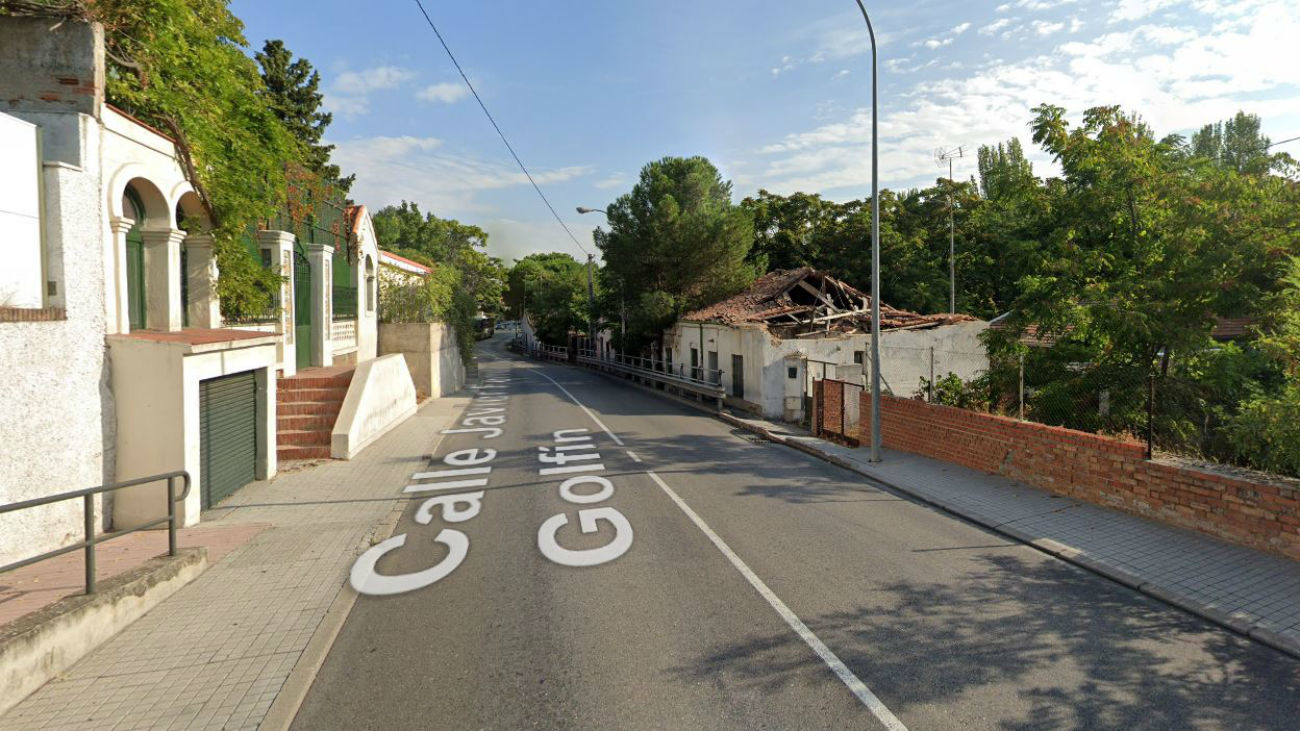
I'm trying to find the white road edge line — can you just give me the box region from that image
[533,371,626,446]
[625,450,642,463]
[535,367,907,731]
[645,471,907,731]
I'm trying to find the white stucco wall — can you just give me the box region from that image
[108,336,278,528]
[0,112,44,308]
[0,114,111,567]
[351,210,380,363]
[331,354,417,459]
[377,322,466,399]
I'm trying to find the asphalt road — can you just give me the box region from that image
[292,334,1300,730]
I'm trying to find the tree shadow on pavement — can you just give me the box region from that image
[670,552,1300,731]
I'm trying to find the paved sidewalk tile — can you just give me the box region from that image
[0,393,472,731]
[726,412,1300,653]
[0,523,270,627]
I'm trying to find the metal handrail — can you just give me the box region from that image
[0,470,192,595]
[577,349,725,389]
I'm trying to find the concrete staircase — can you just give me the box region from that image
[277,366,355,461]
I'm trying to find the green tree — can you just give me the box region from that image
[1191,111,1273,175]
[371,201,504,316]
[84,0,302,316]
[595,156,756,351]
[255,39,353,193]
[506,253,588,344]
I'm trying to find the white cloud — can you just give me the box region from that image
[593,175,628,190]
[417,82,470,104]
[327,65,417,119]
[746,0,1300,196]
[333,66,415,95]
[917,20,974,50]
[1069,17,1084,33]
[331,135,593,215]
[323,94,371,120]
[1111,0,1183,22]
[980,18,1014,34]
[1005,0,1078,10]
[1032,20,1066,35]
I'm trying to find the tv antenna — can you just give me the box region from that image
[935,145,965,315]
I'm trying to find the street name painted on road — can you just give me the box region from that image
[536,428,633,567]
[349,375,513,596]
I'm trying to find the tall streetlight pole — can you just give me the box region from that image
[936,145,965,315]
[575,207,606,349]
[854,1,883,462]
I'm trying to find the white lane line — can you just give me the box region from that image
[537,369,907,730]
[532,371,625,446]
[645,471,907,731]
[625,450,643,463]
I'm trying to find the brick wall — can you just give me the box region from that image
[862,392,1300,560]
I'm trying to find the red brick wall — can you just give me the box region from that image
[862,392,1300,560]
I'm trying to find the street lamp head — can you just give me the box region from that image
[576,206,608,215]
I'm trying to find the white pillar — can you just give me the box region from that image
[141,228,186,332]
[109,217,134,334]
[258,230,297,375]
[184,233,221,329]
[307,242,334,368]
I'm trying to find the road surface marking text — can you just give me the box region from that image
[536,428,633,567]
[350,375,514,596]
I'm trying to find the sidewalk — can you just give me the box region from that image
[721,410,1300,659]
[0,392,472,731]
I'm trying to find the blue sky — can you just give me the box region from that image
[230,0,1300,265]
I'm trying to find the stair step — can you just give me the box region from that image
[280,374,353,389]
[278,414,335,431]
[279,402,343,418]
[277,387,348,403]
[278,445,332,460]
[278,429,331,446]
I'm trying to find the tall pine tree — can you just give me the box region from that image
[255,39,353,193]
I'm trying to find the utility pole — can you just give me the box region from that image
[576,207,608,351]
[855,0,882,463]
[936,145,965,315]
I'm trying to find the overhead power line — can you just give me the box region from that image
[411,0,590,257]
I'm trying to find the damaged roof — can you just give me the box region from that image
[683,267,976,338]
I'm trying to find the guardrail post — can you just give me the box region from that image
[167,476,178,557]
[83,494,96,595]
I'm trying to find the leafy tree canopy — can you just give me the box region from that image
[595,156,757,349]
[256,39,353,193]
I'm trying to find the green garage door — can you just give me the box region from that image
[200,371,258,508]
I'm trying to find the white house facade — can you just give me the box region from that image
[0,17,384,566]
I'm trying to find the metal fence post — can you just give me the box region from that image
[929,347,935,402]
[168,476,178,557]
[1018,353,1025,420]
[83,494,96,595]
[1146,370,1155,460]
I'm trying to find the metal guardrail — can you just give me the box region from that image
[574,349,726,407]
[0,471,192,595]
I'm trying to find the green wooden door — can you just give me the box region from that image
[294,249,312,367]
[200,371,258,508]
[124,187,147,330]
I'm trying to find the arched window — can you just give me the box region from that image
[365,256,376,313]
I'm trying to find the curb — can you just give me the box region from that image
[259,388,479,731]
[717,412,1300,662]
